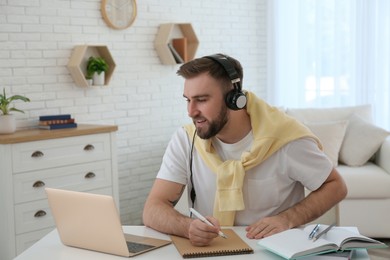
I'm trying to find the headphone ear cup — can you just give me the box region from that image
[226,90,247,110]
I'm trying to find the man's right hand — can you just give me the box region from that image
[188,217,221,246]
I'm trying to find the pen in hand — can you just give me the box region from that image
[189,208,228,239]
[313,223,336,242]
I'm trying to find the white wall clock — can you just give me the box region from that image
[101,0,137,30]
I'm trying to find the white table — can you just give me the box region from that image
[14,226,370,260]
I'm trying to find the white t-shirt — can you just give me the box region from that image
[157,127,333,226]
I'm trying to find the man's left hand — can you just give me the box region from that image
[245,215,290,239]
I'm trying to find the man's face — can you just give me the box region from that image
[183,73,228,139]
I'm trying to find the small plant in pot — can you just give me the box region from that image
[0,88,30,134]
[86,56,109,86]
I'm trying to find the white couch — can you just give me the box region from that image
[175,105,390,238]
[286,105,390,238]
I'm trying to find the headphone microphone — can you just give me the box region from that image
[204,54,247,110]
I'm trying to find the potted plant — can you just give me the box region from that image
[0,88,30,134]
[86,56,109,86]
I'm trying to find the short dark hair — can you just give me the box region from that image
[176,53,243,92]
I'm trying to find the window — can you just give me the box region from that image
[268,0,390,130]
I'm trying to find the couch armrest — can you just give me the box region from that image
[376,136,390,174]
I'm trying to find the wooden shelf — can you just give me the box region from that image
[67,45,116,87]
[154,23,199,65]
[0,124,118,144]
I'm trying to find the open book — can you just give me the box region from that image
[170,229,253,258]
[257,224,387,259]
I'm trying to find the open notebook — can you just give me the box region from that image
[45,188,171,257]
[257,224,386,259]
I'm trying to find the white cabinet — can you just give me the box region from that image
[0,124,118,260]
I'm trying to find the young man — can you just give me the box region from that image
[143,54,347,246]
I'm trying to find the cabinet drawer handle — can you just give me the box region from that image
[85,172,96,179]
[32,180,45,188]
[34,210,47,218]
[31,151,44,157]
[84,144,95,151]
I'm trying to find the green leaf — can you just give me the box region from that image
[0,88,30,115]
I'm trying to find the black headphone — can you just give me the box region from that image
[204,54,247,110]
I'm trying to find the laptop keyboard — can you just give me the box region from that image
[126,241,155,253]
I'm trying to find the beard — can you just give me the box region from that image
[193,104,228,139]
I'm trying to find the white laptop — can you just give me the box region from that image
[45,188,171,257]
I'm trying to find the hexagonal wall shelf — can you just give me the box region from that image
[67,45,116,87]
[154,23,199,65]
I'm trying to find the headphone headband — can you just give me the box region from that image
[203,54,241,86]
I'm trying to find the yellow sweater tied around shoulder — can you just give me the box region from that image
[184,91,322,226]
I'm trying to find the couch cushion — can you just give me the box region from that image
[305,121,348,167]
[339,114,390,166]
[286,104,372,123]
[337,163,390,198]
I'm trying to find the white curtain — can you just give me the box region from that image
[267,0,390,130]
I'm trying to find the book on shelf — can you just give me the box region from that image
[39,123,77,130]
[257,224,387,260]
[170,229,253,258]
[39,118,75,126]
[167,43,184,64]
[39,114,72,121]
[172,37,188,62]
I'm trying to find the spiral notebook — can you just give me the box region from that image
[170,229,253,258]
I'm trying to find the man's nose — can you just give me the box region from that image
[187,102,199,118]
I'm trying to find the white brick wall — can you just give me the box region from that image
[0,0,267,224]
